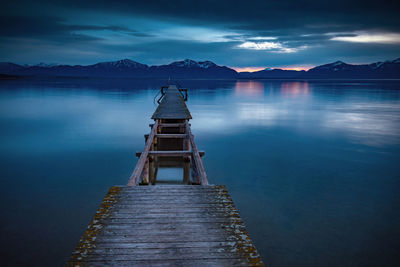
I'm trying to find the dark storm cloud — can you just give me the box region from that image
[44,0,400,32]
[0,15,150,40]
[1,0,399,67]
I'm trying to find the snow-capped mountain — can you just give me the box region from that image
[0,59,236,78]
[1,58,399,79]
[168,59,217,69]
[34,62,59,67]
[148,59,236,78]
[92,59,148,69]
[305,58,400,78]
[311,61,352,71]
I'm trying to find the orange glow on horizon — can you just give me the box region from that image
[279,66,311,71]
[231,67,266,72]
[232,66,311,72]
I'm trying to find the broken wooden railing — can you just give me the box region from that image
[127,120,208,186]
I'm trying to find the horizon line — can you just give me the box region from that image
[2,57,398,73]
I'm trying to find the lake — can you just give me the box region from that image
[0,78,399,266]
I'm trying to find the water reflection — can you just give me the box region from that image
[234,80,264,96]
[0,79,400,266]
[323,102,400,146]
[280,81,310,96]
[237,103,289,126]
[192,80,400,146]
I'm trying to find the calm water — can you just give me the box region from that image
[0,78,399,266]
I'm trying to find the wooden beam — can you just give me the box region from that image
[127,120,159,186]
[186,121,209,185]
[145,134,188,139]
[136,151,205,157]
[156,134,188,138]
[150,123,191,128]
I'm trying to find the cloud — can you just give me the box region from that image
[248,36,277,41]
[0,15,149,41]
[331,32,400,44]
[237,41,306,53]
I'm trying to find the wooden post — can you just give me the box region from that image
[191,161,200,184]
[153,162,159,185]
[149,157,155,184]
[153,120,160,185]
[149,134,155,185]
[183,157,191,184]
[183,131,191,184]
[141,158,149,185]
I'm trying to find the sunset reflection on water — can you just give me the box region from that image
[234,80,310,97]
[234,80,264,96]
[280,81,310,96]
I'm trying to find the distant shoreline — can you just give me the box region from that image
[1,74,400,82]
[1,58,399,80]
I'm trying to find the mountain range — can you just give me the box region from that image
[0,58,399,79]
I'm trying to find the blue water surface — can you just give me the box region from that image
[0,78,399,266]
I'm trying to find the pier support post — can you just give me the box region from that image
[183,129,191,184]
[183,157,191,184]
[191,160,200,185]
[141,158,149,185]
[149,156,155,184]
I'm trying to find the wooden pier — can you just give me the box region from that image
[68,85,263,266]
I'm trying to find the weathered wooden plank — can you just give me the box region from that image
[100,227,245,236]
[121,185,215,190]
[112,203,235,209]
[148,150,191,156]
[102,217,242,224]
[112,200,235,205]
[70,252,247,261]
[105,213,239,219]
[144,133,188,139]
[95,235,242,243]
[150,123,190,127]
[111,202,235,207]
[94,231,243,242]
[86,241,238,249]
[102,223,244,230]
[121,188,219,192]
[135,150,206,157]
[156,134,188,138]
[111,203,237,210]
[112,199,233,204]
[121,194,217,199]
[114,192,230,200]
[106,208,240,215]
[68,258,250,267]
[73,246,241,256]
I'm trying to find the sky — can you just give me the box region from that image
[1,0,399,70]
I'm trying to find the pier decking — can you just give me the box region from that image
[68,85,263,266]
